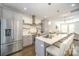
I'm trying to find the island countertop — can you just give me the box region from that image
[36,34,67,45]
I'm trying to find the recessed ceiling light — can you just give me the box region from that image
[48,3,51,5]
[24,8,27,10]
[71,4,76,7]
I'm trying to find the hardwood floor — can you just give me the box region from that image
[10,44,36,56]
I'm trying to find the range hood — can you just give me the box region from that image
[32,15,36,26]
[24,15,41,26]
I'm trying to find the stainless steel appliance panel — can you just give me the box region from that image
[1,42,16,56]
[1,40,23,56]
[1,19,14,44]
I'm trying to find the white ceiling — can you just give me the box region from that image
[2,3,79,20]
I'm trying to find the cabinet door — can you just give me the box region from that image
[35,39,45,56]
[14,40,23,51]
[1,42,15,56]
[23,35,33,47]
[14,13,23,41]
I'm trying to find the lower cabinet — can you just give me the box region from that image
[14,40,23,51]
[1,40,23,56]
[35,38,49,56]
[35,39,45,56]
[23,35,33,47]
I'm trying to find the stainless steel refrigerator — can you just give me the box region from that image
[1,18,23,56]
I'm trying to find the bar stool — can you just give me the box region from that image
[46,34,74,56]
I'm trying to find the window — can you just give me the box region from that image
[60,24,68,33]
[68,23,74,33]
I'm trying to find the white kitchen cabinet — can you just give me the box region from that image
[35,38,49,56]
[14,40,23,51]
[14,13,23,41]
[35,39,45,56]
[23,16,32,24]
[23,35,33,47]
[12,40,23,53]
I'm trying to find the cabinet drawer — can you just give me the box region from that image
[1,42,16,56]
[23,36,33,47]
[1,40,23,56]
[23,39,32,47]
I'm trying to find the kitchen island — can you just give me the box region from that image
[35,34,67,56]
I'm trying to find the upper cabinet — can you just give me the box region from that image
[23,16,32,24]
[2,8,14,29]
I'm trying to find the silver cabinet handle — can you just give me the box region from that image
[7,42,15,46]
[7,44,14,46]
